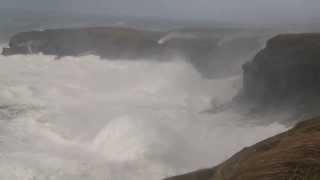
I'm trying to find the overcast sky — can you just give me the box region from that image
[2,0,320,23]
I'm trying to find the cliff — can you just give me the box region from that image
[2,26,267,77]
[166,33,320,180]
[242,33,320,107]
[1,27,164,59]
[165,117,320,180]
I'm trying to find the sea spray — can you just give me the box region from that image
[0,54,287,180]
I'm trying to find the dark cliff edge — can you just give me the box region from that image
[165,117,320,180]
[241,33,320,106]
[231,33,320,119]
[1,26,268,78]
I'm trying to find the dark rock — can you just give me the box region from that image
[2,47,17,55]
[242,33,320,107]
[2,27,164,59]
[165,117,320,180]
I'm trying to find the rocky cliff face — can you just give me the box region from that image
[165,117,320,180]
[242,33,320,107]
[166,33,320,180]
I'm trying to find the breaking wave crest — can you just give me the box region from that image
[0,54,287,180]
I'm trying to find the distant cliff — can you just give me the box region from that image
[165,117,320,180]
[2,26,267,78]
[2,27,164,59]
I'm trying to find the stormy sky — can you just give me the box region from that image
[1,0,320,23]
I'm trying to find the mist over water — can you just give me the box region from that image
[0,53,287,180]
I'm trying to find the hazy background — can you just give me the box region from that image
[1,0,320,24]
[0,1,317,180]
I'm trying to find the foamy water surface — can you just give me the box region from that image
[0,53,287,180]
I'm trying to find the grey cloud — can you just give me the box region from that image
[1,0,319,23]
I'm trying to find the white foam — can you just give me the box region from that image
[158,32,198,44]
[0,54,288,180]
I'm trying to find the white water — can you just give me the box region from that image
[0,54,287,180]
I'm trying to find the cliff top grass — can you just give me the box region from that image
[166,117,320,180]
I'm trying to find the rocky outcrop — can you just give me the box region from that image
[165,117,320,180]
[242,33,320,106]
[2,27,164,59]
